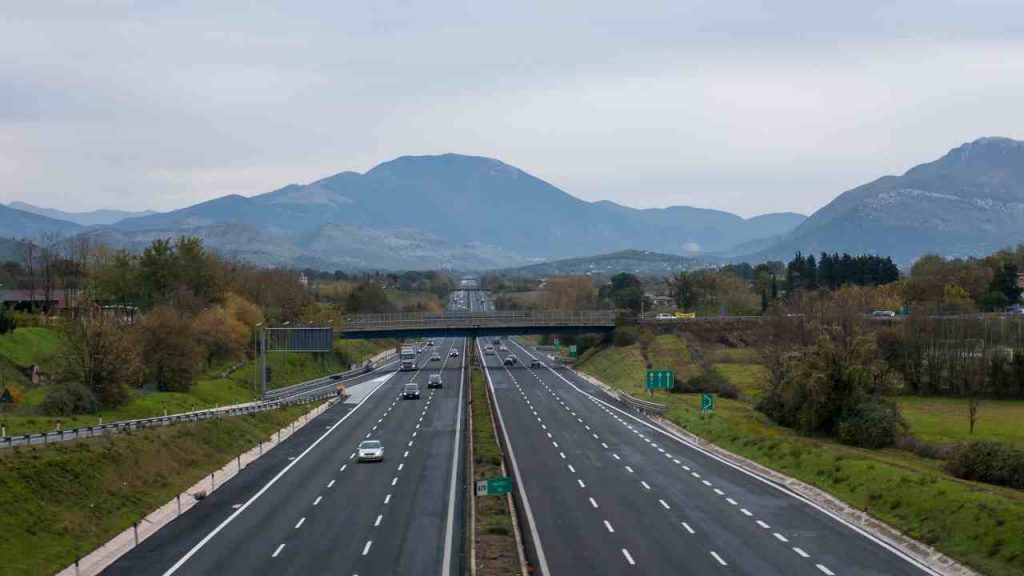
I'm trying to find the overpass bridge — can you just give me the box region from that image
[339,310,620,339]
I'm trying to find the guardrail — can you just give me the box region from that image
[0,391,338,450]
[617,394,669,415]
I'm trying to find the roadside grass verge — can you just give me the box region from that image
[647,334,702,381]
[897,396,1024,447]
[0,404,311,576]
[575,344,646,391]
[471,356,520,575]
[713,363,767,399]
[579,344,1024,576]
[0,327,62,370]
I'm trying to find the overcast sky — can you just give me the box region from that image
[2,1,1024,217]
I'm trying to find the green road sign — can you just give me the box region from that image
[701,392,714,412]
[646,369,674,389]
[569,345,578,358]
[475,476,513,496]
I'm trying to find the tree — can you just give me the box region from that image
[541,276,596,310]
[600,273,645,312]
[988,263,1023,306]
[0,305,15,335]
[344,282,392,314]
[139,306,202,392]
[193,306,249,367]
[60,314,141,406]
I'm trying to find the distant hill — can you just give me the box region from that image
[109,153,803,268]
[496,249,709,278]
[0,203,81,239]
[749,137,1024,263]
[8,202,157,227]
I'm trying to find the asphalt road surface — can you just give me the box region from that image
[105,337,467,576]
[481,335,939,576]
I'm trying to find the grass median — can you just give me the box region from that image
[470,355,520,575]
[0,403,312,576]
[578,342,1024,576]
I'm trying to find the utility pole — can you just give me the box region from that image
[259,327,268,396]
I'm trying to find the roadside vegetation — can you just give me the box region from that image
[0,404,310,576]
[0,235,415,436]
[470,353,521,575]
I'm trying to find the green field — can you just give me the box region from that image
[898,396,1024,446]
[579,343,1024,576]
[0,404,311,576]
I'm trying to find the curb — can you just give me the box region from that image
[57,398,338,576]
[567,367,979,576]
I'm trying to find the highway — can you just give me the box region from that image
[479,321,939,574]
[106,335,467,576]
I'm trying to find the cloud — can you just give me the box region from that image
[2,1,1024,216]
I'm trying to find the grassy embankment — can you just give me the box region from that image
[0,405,310,576]
[471,355,521,574]
[577,337,1024,576]
[0,328,391,436]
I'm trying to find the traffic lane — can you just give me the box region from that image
[104,365,402,574]
[358,359,465,575]
[278,338,465,575]
[505,360,811,575]
[138,344,440,575]
[488,358,747,575]
[510,340,930,576]
[481,353,624,575]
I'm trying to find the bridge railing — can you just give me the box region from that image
[343,310,623,329]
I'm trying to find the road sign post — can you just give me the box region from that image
[645,369,674,397]
[701,392,715,417]
[475,476,513,496]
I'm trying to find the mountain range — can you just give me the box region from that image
[1,137,1022,270]
[7,202,157,227]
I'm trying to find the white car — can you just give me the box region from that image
[431,353,441,361]
[655,313,675,321]
[449,349,459,357]
[357,440,383,462]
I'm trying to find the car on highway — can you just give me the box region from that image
[530,359,543,368]
[503,354,518,366]
[870,310,897,317]
[357,440,384,462]
[427,340,435,347]
[484,345,495,355]
[403,383,420,399]
[428,374,443,389]
[430,352,441,361]
[449,349,459,357]
[499,344,508,352]
[655,313,675,321]
[492,338,500,345]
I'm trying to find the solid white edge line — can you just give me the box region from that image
[505,338,942,576]
[441,338,467,576]
[477,338,551,576]
[161,371,396,576]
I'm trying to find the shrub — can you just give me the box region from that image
[894,435,953,460]
[946,441,1024,490]
[40,382,100,416]
[674,371,739,398]
[611,326,638,347]
[835,398,907,449]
